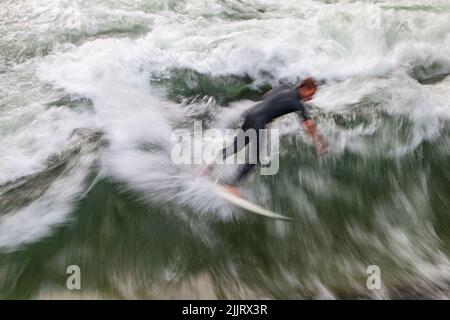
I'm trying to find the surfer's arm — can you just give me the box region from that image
[262,85,291,99]
[302,119,329,156]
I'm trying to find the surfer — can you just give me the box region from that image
[215,77,328,196]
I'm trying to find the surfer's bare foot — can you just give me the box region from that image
[224,185,242,198]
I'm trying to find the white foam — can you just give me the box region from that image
[0,152,97,251]
[2,0,450,251]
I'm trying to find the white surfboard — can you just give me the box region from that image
[215,185,294,221]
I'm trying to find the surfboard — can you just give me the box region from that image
[215,185,294,221]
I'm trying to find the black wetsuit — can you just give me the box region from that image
[222,85,311,185]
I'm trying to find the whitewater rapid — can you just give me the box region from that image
[1,0,450,298]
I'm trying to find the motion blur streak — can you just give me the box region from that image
[0,0,449,299]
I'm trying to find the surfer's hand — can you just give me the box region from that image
[303,120,328,156]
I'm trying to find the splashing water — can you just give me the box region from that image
[1,0,450,299]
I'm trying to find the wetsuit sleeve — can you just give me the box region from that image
[296,101,311,121]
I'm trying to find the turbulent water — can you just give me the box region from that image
[1,0,450,299]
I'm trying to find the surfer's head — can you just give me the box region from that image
[298,77,318,101]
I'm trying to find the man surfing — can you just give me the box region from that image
[208,77,328,197]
